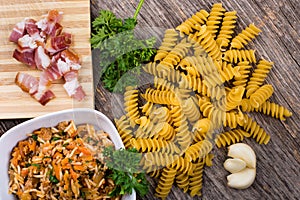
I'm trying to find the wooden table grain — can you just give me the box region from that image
[1,0,299,199]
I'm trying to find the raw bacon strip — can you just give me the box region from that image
[15,72,55,105]
[13,49,36,68]
[9,20,26,43]
[34,46,50,70]
[46,32,72,54]
[60,49,81,70]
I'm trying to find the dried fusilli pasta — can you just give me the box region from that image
[230,23,261,49]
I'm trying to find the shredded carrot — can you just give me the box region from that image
[78,146,92,155]
[21,168,29,177]
[73,165,86,171]
[53,152,62,159]
[70,167,79,180]
[28,140,36,151]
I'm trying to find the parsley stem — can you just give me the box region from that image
[133,0,145,19]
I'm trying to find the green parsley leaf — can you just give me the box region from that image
[103,147,148,197]
[91,0,156,92]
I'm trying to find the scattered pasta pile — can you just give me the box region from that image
[114,3,292,199]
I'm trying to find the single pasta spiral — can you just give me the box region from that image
[154,76,176,91]
[114,115,134,148]
[242,114,271,144]
[141,88,180,106]
[246,59,273,97]
[155,29,179,62]
[167,156,194,175]
[215,129,251,148]
[153,122,176,141]
[189,25,222,61]
[188,160,204,197]
[155,167,177,199]
[181,98,201,123]
[206,3,226,38]
[124,86,140,126]
[230,23,262,49]
[176,172,190,193]
[176,9,209,35]
[223,49,256,63]
[130,138,168,152]
[249,84,274,108]
[216,11,237,49]
[218,62,241,83]
[255,101,292,121]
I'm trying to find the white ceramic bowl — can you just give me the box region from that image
[0,108,136,200]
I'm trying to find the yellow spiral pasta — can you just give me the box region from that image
[198,96,225,128]
[179,74,203,93]
[135,116,156,138]
[223,49,256,63]
[246,59,274,97]
[224,110,245,128]
[206,3,226,38]
[188,159,204,197]
[141,101,155,116]
[204,153,214,167]
[159,39,191,69]
[215,129,251,148]
[181,98,201,123]
[141,88,179,106]
[154,76,176,91]
[157,64,183,82]
[148,169,161,179]
[249,84,274,108]
[154,122,176,141]
[184,140,213,161]
[216,11,237,49]
[167,156,194,175]
[114,115,134,148]
[155,167,177,199]
[189,25,222,60]
[176,9,209,35]
[142,152,180,170]
[242,114,271,144]
[176,172,190,193]
[218,61,241,83]
[131,138,167,152]
[232,61,252,87]
[124,86,140,126]
[149,106,172,124]
[231,23,262,49]
[255,101,292,121]
[143,62,160,76]
[241,99,293,121]
[225,86,245,111]
[155,29,179,62]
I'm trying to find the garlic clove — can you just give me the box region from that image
[224,158,247,173]
[227,168,256,189]
[228,143,256,168]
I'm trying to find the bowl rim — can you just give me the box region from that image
[0,108,136,200]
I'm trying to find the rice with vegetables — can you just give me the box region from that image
[8,120,120,200]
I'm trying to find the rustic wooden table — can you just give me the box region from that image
[1,0,299,199]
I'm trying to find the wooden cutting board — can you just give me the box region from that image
[0,0,94,119]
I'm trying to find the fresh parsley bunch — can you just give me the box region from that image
[91,0,156,92]
[103,146,148,197]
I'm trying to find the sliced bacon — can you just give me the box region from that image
[9,20,26,43]
[60,49,81,70]
[18,35,37,49]
[53,33,72,49]
[42,62,63,81]
[15,72,38,95]
[13,49,36,68]
[25,19,39,36]
[47,10,63,23]
[63,71,86,101]
[15,72,55,105]
[33,89,55,106]
[35,46,50,70]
